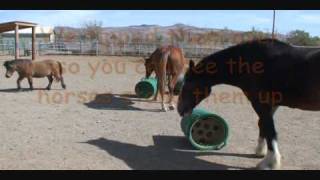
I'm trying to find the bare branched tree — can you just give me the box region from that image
[82,20,103,41]
[54,27,65,42]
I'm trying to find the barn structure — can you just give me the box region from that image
[0,21,37,60]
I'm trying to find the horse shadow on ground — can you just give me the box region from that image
[84,93,162,112]
[113,93,160,103]
[85,135,258,170]
[0,88,63,93]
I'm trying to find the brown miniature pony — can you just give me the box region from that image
[3,59,66,90]
[144,45,187,111]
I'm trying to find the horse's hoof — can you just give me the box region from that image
[46,87,51,90]
[255,147,267,158]
[162,107,169,112]
[256,152,281,170]
[169,104,176,110]
[255,138,267,158]
[255,151,267,158]
[62,84,66,89]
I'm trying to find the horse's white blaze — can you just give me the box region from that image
[255,137,267,157]
[257,140,281,170]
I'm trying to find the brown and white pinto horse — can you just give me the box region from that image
[3,59,66,90]
[145,45,187,111]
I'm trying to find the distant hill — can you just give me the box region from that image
[54,23,287,46]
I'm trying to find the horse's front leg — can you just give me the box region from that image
[46,75,53,90]
[27,76,33,90]
[16,76,24,91]
[253,103,281,170]
[255,120,267,157]
[255,106,278,157]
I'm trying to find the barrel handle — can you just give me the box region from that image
[214,141,227,150]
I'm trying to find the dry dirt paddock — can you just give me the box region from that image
[0,55,319,170]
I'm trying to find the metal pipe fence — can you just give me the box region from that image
[0,40,232,58]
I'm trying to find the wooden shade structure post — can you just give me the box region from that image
[0,21,37,60]
[15,24,19,59]
[32,26,36,60]
[272,10,276,39]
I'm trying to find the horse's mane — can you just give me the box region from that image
[3,59,32,67]
[234,38,291,49]
[185,38,293,80]
[206,38,291,60]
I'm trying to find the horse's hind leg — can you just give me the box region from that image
[168,74,178,110]
[152,75,159,101]
[27,76,33,90]
[252,101,281,170]
[46,75,53,90]
[159,76,168,112]
[60,76,66,89]
[153,79,159,101]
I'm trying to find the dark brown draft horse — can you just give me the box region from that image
[3,59,66,90]
[178,39,320,169]
[145,45,187,111]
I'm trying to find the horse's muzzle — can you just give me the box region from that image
[5,72,12,78]
[177,104,192,117]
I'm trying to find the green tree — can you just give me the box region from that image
[287,30,320,46]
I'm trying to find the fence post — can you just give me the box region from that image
[123,42,126,55]
[138,44,141,56]
[196,45,199,58]
[111,43,114,55]
[38,43,41,56]
[96,40,99,56]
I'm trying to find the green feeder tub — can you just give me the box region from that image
[135,77,158,98]
[181,108,229,150]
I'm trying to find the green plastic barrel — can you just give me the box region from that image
[135,77,158,98]
[181,108,229,150]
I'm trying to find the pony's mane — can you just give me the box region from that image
[3,59,31,67]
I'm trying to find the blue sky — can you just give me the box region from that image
[1,10,320,36]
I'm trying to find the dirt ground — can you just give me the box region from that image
[0,55,319,170]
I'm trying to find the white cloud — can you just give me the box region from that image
[249,17,272,24]
[11,10,102,27]
[298,14,320,23]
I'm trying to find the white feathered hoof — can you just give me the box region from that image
[256,150,281,170]
[255,138,267,158]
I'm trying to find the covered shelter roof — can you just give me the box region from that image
[0,21,38,60]
[0,21,37,33]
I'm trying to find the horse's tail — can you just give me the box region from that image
[160,50,170,88]
[54,61,63,82]
[58,61,63,77]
